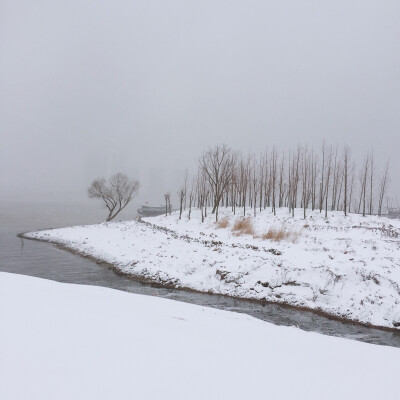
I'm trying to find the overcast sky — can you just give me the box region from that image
[1,0,399,206]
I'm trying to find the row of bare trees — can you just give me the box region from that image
[177,144,391,222]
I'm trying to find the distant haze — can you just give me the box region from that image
[1,1,399,208]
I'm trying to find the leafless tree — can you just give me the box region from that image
[330,146,341,211]
[250,154,260,217]
[196,171,208,223]
[343,146,350,216]
[324,147,333,218]
[240,155,250,216]
[88,173,139,222]
[358,156,369,217]
[369,150,374,215]
[230,163,238,215]
[187,178,195,220]
[378,162,389,216]
[347,161,355,214]
[278,153,285,208]
[164,193,171,216]
[290,146,301,217]
[319,140,326,212]
[271,147,278,216]
[310,149,318,210]
[199,144,235,221]
[301,146,310,219]
[178,171,188,220]
[259,152,266,212]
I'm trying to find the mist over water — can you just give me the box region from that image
[1,1,399,208]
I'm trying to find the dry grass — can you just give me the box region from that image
[232,218,255,236]
[262,225,301,243]
[216,216,230,229]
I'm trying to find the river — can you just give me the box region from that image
[1,200,399,347]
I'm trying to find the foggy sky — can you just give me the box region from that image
[1,0,399,207]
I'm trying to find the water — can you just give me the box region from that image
[1,200,400,347]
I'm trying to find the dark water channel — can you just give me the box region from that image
[1,200,400,347]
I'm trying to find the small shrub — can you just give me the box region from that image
[232,218,254,236]
[216,216,230,229]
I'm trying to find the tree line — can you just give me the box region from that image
[176,143,390,222]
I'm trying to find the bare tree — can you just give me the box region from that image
[187,178,195,220]
[164,193,171,216]
[88,173,139,222]
[240,155,250,216]
[250,154,260,217]
[259,152,265,213]
[278,153,285,208]
[231,163,238,215]
[271,147,278,216]
[178,171,188,220]
[343,146,350,216]
[378,162,389,216]
[301,146,310,219]
[290,146,301,217]
[348,162,355,214]
[324,147,333,218]
[199,144,235,221]
[319,140,326,212]
[369,150,374,215]
[330,146,340,211]
[197,171,208,223]
[359,156,369,217]
[310,149,318,210]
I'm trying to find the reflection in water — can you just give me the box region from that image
[1,200,400,347]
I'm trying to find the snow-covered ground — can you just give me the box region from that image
[24,208,400,330]
[1,272,399,400]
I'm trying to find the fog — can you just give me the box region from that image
[1,0,399,210]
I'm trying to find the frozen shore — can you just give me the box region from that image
[1,272,400,400]
[23,207,400,330]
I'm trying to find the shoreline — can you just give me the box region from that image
[19,231,400,335]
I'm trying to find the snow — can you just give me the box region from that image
[24,207,400,330]
[1,272,399,400]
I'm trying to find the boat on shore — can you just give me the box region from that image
[137,205,168,218]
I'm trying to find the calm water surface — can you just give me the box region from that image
[1,200,400,347]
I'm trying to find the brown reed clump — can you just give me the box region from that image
[232,218,255,236]
[216,216,230,229]
[262,225,301,243]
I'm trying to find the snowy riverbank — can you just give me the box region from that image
[1,272,400,400]
[23,208,400,330]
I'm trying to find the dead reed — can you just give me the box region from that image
[232,218,255,236]
[216,216,230,229]
[261,225,301,243]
